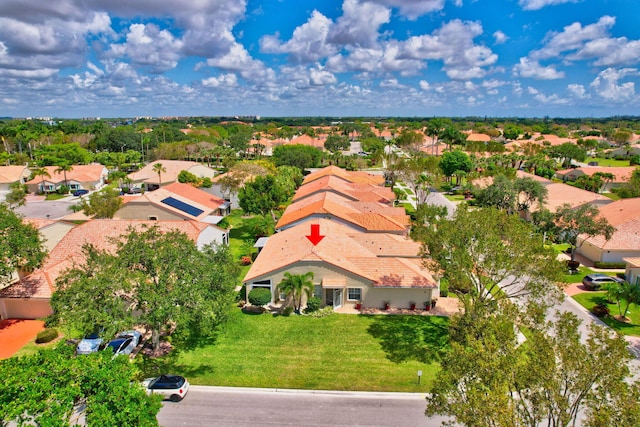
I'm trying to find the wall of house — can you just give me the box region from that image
[625,267,640,285]
[115,203,185,221]
[245,260,438,310]
[578,239,640,264]
[0,298,53,320]
[196,226,228,249]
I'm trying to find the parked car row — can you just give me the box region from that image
[76,330,143,356]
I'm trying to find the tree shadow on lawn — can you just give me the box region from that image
[366,315,449,364]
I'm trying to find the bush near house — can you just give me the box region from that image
[248,288,271,306]
[35,328,59,344]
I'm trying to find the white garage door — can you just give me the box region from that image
[0,299,53,319]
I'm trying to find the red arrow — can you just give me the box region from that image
[306,224,325,246]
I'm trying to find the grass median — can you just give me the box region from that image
[136,308,449,392]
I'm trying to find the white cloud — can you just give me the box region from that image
[519,0,578,11]
[493,30,508,45]
[379,78,403,88]
[328,0,390,47]
[513,57,565,79]
[399,19,497,80]
[260,10,335,62]
[589,67,637,102]
[107,23,183,72]
[202,73,239,88]
[567,83,588,98]
[310,67,337,86]
[367,0,446,20]
[531,16,615,60]
[419,80,431,90]
[571,37,640,67]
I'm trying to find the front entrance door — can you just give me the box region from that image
[333,289,342,309]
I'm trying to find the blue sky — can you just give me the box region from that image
[1,0,639,118]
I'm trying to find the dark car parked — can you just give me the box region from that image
[73,189,89,197]
[582,273,625,291]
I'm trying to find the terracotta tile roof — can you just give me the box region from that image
[127,160,201,184]
[117,185,222,220]
[302,166,385,186]
[0,165,30,183]
[276,192,408,233]
[623,257,640,267]
[581,198,640,250]
[466,133,491,142]
[163,182,226,210]
[556,166,636,183]
[0,219,208,299]
[288,134,325,149]
[473,172,612,212]
[293,175,394,203]
[243,219,436,289]
[24,164,106,185]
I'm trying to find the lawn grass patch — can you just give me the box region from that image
[136,309,449,392]
[585,157,630,167]
[572,292,640,336]
[45,193,67,200]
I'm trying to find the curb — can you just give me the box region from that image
[187,385,427,400]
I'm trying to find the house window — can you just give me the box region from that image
[148,216,158,221]
[347,288,362,301]
[313,285,322,298]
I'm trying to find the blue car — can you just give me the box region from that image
[73,189,89,197]
[105,330,143,356]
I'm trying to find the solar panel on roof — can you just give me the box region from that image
[160,197,204,217]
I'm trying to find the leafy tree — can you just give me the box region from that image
[548,142,586,168]
[554,203,615,263]
[152,162,166,186]
[474,174,517,212]
[604,281,640,320]
[54,161,73,191]
[277,272,315,314]
[425,118,447,155]
[0,204,47,286]
[417,206,563,311]
[248,287,271,306]
[51,226,238,350]
[324,134,350,152]
[502,123,523,140]
[426,305,640,427]
[395,129,424,153]
[275,165,303,199]
[5,181,28,208]
[396,156,441,207]
[177,170,198,184]
[514,176,547,213]
[34,142,91,166]
[239,174,288,219]
[80,187,124,219]
[439,151,473,181]
[30,167,51,194]
[0,344,161,426]
[272,144,323,169]
[613,168,640,198]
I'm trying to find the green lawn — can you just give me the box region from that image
[572,292,640,336]
[135,309,449,392]
[585,157,631,167]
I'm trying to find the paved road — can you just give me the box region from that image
[157,387,450,427]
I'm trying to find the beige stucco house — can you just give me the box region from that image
[24,164,108,194]
[0,219,226,320]
[243,219,439,312]
[0,165,31,193]
[577,198,640,264]
[127,160,217,191]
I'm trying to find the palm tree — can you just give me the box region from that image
[277,272,315,314]
[31,167,51,194]
[152,162,166,187]
[54,162,73,193]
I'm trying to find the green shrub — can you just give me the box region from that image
[248,288,271,306]
[57,185,70,195]
[591,304,610,318]
[439,279,449,297]
[593,262,627,269]
[309,307,334,318]
[282,306,294,316]
[304,296,321,313]
[35,328,59,344]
